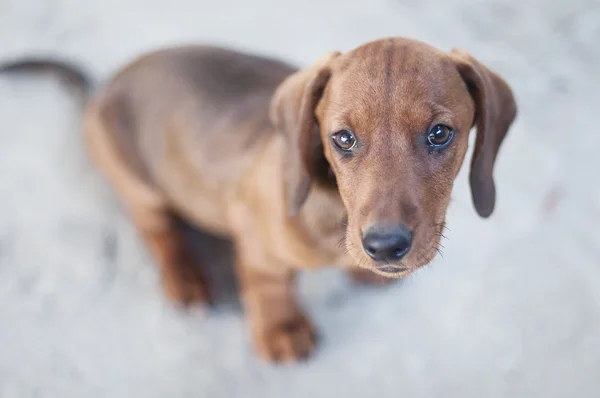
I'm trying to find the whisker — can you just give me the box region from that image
[345,240,370,270]
[432,221,450,231]
[434,243,444,258]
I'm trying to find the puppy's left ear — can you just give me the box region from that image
[449,48,518,218]
[270,51,340,217]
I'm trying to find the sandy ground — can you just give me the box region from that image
[1,0,599,397]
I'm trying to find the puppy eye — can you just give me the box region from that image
[331,129,357,151]
[427,124,455,149]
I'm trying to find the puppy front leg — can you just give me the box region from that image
[236,256,316,363]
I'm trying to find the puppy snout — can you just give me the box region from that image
[362,225,412,263]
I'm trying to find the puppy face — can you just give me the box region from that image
[271,38,516,277]
[317,40,474,276]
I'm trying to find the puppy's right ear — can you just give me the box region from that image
[269,51,340,217]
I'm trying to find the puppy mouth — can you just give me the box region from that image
[368,264,414,279]
[344,224,441,277]
[376,264,410,274]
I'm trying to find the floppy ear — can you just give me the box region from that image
[269,51,340,217]
[449,48,518,218]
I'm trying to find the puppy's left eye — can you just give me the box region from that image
[427,124,455,148]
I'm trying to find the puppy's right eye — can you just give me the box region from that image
[331,129,357,151]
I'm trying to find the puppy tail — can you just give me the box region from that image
[0,57,94,100]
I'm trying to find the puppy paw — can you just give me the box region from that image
[161,264,212,307]
[254,313,317,363]
[349,268,397,287]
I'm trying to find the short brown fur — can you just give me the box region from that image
[1,37,517,362]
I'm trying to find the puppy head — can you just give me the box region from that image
[270,38,517,277]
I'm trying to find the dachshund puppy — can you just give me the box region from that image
[0,37,517,362]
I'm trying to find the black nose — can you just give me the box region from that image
[362,225,412,262]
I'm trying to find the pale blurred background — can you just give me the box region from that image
[0,0,599,397]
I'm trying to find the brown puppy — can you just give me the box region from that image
[0,37,517,362]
